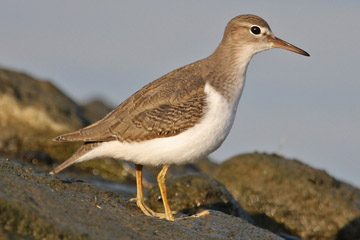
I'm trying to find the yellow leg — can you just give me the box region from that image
[157,164,174,221]
[132,164,166,218]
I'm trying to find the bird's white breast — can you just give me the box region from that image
[75,82,244,166]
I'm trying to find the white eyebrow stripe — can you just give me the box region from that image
[261,28,271,35]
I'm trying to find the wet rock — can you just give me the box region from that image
[146,174,251,221]
[0,158,283,240]
[214,153,360,240]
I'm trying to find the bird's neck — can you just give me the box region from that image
[205,42,254,104]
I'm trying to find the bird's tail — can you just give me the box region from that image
[53,130,82,142]
[49,142,101,175]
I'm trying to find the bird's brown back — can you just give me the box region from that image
[54,60,208,143]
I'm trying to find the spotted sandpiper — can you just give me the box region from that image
[50,14,309,220]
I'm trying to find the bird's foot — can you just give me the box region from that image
[190,210,210,218]
[176,210,211,220]
[128,197,137,202]
[129,197,172,220]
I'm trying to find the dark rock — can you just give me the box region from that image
[142,158,218,186]
[146,174,251,221]
[0,67,133,183]
[336,216,360,240]
[193,157,219,176]
[214,153,360,240]
[0,136,22,157]
[0,158,283,240]
[76,158,135,184]
[0,67,87,159]
[80,99,113,123]
[142,163,202,188]
[21,150,55,168]
[277,234,303,240]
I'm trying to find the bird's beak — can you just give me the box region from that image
[272,37,310,57]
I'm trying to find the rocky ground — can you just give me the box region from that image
[0,66,359,240]
[0,158,282,240]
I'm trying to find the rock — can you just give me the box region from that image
[21,150,55,168]
[146,174,251,221]
[141,158,218,186]
[0,67,133,183]
[336,216,360,240]
[193,157,219,176]
[80,99,113,123]
[0,158,282,240]
[213,153,360,240]
[76,158,136,184]
[3,65,358,239]
[0,67,87,159]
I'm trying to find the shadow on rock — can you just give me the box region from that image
[146,174,251,221]
[250,213,297,238]
[336,216,360,240]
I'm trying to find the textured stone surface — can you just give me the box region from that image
[146,174,251,221]
[0,158,282,240]
[1,66,359,240]
[0,67,132,183]
[80,99,113,123]
[214,153,360,240]
[0,67,87,159]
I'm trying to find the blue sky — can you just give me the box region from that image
[0,1,359,187]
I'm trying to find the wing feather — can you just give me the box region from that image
[54,62,207,143]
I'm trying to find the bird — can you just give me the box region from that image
[50,14,309,221]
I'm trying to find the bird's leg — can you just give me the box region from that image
[133,164,155,216]
[132,164,166,218]
[157,164,174,221]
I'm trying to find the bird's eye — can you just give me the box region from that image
[250,26,261,35]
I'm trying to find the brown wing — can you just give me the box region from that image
[54,62,207,143]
